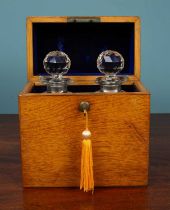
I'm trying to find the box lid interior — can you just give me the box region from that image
[27,17,140,81]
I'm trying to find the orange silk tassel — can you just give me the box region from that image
[80,110,94,193]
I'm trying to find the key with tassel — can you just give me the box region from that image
[79,101,94,193]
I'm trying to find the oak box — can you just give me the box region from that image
[19,16,150,187]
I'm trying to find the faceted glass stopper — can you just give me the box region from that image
[96,50,126,93]
[97,50,124,77]
[43,51,71,93]
[43,51,71,77]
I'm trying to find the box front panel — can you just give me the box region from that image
[19,94,150,187]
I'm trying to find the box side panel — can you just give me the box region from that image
[19,94,150,187]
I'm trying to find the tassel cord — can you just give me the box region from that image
[84,109,88,130]
[80,109,94,193]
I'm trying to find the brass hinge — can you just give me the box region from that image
[67,16,100,23]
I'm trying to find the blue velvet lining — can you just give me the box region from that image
[33,22,134,76]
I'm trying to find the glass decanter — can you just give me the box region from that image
[96,50,126,93]
[41,51,71,93]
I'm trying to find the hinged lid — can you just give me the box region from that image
[27,16,141,82]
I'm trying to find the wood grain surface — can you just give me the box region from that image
[19,93,150,187]
[0,114,170,210]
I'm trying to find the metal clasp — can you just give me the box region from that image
[79,101,90,112]
[68,17,100,23]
